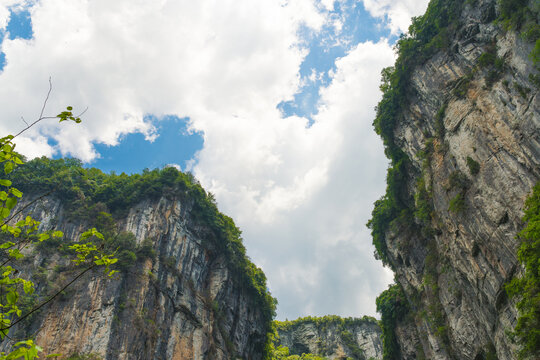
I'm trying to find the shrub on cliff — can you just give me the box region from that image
[505,181,540,360]
[376,284,409,360]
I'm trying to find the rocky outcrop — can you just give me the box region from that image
[1,194,270,359]
[275,317,383,360]
[373,0,539,359]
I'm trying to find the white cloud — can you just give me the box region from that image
[0,0,400,319]
[0,0,323,161]
[362,0,431,34]
[193,40,396,318]
[319,0,336,12]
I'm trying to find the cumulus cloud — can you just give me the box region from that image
[0,0,324,161]
[0,0,402,318]
[193,40,396,318]
[362,0,430,34]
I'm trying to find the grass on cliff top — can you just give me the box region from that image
[275,315,378,331]
[7,156,278,357]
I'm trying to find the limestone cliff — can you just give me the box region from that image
[275,316,383,360]
[369,0,539,359]
[0,164,275,360]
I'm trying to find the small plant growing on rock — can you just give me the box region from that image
[448,193,466,213]
[466,156,480,175]
[448,170,470,190]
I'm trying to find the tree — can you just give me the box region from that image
[0,85,116,359]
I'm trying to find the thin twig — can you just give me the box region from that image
[12,78,88,140]
[13,78,53,140]
[78,107,89,118]
[20,117,29,127]
[39,77,53,121]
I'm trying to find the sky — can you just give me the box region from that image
[0,0,430,320]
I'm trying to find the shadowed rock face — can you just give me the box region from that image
[276,317,383,360]
[1,195,268,360]
[379,0,539,359]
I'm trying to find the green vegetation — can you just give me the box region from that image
[65,354,102,360]
[478,43,506,88]
[466,156,480,175]
[368,1,538,359]
[421,241,451,350]
[275,315,377,332]
[448,170,469,190]
[434,103,447,139]
[369,0,465,267]
[478,341,499,360]
[270,345,326,360]
[505,181,540,360]
[271,316,378,360]
[448,193,466,213]
[8,156,277,358]
[513,81,531,99]
[447,170,469,213]
[498,0,540,66]
[376,284,409,360]
[452,74,473,98]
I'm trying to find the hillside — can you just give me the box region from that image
[0,158,276,359]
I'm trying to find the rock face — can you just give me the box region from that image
[376,0,539,359]
[275,317,383,360]
[1,194,269,359]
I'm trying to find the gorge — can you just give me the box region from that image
[0,0,538,359]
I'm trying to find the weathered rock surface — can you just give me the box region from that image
[1,195,268,359]
[381,0,539,359]
[276,317,383,360]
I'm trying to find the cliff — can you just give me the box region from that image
[274,316,383,360]
[369,0,539,359]
[0,160,275,359]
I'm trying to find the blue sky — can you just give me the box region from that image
[0,0,430,320]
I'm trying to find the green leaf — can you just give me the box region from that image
[0,242,14,249]
[23,280,34,294]
[52,230,63,238]
[0,191,7,201]
[10,188,22,198]
[8,249,24,260]
[0,207,10,219]
[81,228,104,241]
[6,291,17,305]
[1,144,12,152]
[5,197,17,210]
[4,162,13,174]
[107,270,119,277]
[0,179,11,187]
[38,233,50,242]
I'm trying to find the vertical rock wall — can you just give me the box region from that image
[1,195,268,360]
[378,0,539,359]
[276,317,383,360]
